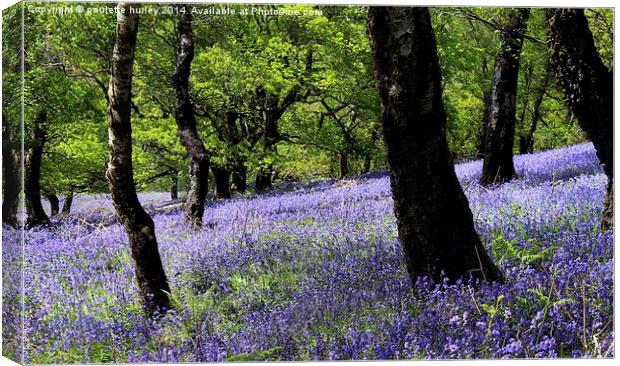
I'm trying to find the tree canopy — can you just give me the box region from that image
[5,4,613,203]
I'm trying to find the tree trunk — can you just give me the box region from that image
[255,168,272,191]
[480,9,530,185]
[106,3,171,316]
[2,115,19,227]
[367,6,502,283]
[601,178,613,230]
[172,11,210,226]
[546,9,613,231]
[170,174,178,200]
[519,61,550,154]
[232,161,247,193]
[212,165,231,199]
[338,152,349,179]
[25,111,50,228]
[62,191,73,214]
[46,194,60,216]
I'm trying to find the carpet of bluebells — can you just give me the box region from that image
[2,143,614,362]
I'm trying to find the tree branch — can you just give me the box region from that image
[453,9,546,46]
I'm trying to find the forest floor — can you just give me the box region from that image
[2,143,613,362]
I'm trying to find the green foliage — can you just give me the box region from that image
[2,4,22,153]
[491,232,556,267]
[14,4,613,197]
[586,9,614,69]
[433,8,606,157]
[432,7,498,157]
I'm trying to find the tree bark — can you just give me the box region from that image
[255,169,272,191]
[25,111,50,227]
[106,3,171,316]
[172,11,210,226]
[338,152,349,179]
[2,115,19,227]
[546,9,613,231]
[62,190,73,214]
[212,165,231,199]
[170,174,178,200]
[367,6,502,283]
[602,178,613,230]
[232,161,247,193]
[480,9,530,185]
[46,194,59,216]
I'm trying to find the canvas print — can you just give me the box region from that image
[1,0,614,363]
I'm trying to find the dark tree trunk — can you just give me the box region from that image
[170,174,178,200]
[106,3,171,316]
[172,11,210,226]
[480,9,530,185]
[338,152,349,179]
[367,6,502,283]
[232,162,247,193]
[46,194,59,216]
[62,191,73,214]
[255,168,272,191]
[212,165,231,199]
[546,9,613,230]
[2,115,19,227]
[519,61,550,154]
[25,111,49,228]
[602,178,613,230]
